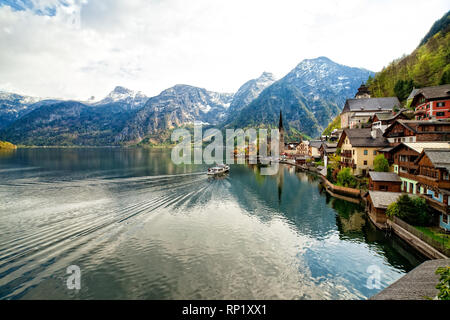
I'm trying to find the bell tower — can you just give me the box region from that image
[279,110,284,154]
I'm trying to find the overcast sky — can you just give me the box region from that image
[0,0,449,100]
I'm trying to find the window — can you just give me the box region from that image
[373,150,377,155]
[437,102,445,107]
[363,160,367,165]
[380,185,387,191]
[436,112,445,117]
[353,149,355,155]
[364,150,368,155]
[444,214,448,224]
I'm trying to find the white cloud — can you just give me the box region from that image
[0,0,449,100]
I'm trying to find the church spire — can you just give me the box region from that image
[279,109,283,129]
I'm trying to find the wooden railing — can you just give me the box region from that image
[390,216,450,257]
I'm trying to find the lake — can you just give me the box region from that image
[0,148,425,299]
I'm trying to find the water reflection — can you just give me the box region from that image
[0,148,426,300]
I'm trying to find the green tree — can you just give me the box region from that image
[439,70,450,85]
[386,194,430,225]
[373,154,389,172]
[394,79,415,102]
[336,167,357,188]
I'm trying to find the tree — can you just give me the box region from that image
[336,167,357,188]
[386,194,431,225]
[373,154,389,172]
[439,70,450,85]
[394,79,415,102]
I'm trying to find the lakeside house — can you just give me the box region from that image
[366,191,403,226]
[387,142,450,194]
[319,142,337,158]
[368,172,402,192]
[337,128,389,176]
[411,84,450,120]
[340,84,401,129]
[383,119,450,144]
[308,140,323,159]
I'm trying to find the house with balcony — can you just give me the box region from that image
[383,119,450,144]
[389,142,450,194]
[337,128,389,176]
[319,142,337,159]
[411,84,450,120]
[371,109,409,133]
[414,148,450,231]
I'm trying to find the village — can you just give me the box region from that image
[278,83,450,259]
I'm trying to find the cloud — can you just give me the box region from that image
[0,0,449,100]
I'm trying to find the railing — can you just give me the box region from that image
[390,216,450,257]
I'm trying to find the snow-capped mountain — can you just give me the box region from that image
[0,56,375,145]
[92,86,149,110]
[283,56,374,109]
[227,72,276,118]
[115,84,233,144]
[228,57,374,138]
[0,91,44,129]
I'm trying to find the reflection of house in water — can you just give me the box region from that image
[336,212,366,233]
[329,197,366,234]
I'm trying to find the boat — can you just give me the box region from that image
[207,164,230,176]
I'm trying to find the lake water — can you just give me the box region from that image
[0,148,425,299]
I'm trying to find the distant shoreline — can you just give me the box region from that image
[15,145,174,149]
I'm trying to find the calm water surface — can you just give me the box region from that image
[0,148,425,299]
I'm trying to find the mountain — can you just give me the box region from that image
[226,72,276,117]
[115,85,233,145]
[0,57,374,145]
[92,86,149,110]
[367,10,450,102]
[1,101,132,146]
[0,91,43,129]
[227,57,374,138]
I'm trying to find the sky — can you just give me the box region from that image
[0,0,449,100]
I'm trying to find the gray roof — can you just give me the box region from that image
[368,191,404,209]
[406,88,420,101]
[309,140,323,149]
[373,112,395,120]
[371,259,450,300]
[422,149,450,172]
[342,97,400,113]
[342,128,389,147]
[369,172,401,182]
[410,84,450,100]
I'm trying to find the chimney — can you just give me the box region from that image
[371,129,378,139]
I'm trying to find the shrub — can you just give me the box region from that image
[373,154,389,172]
[435,266,450,300]
[336,167,357,188]
[386,194,431,226]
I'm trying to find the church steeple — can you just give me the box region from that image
[279,109,284,154]
[279,109,283,129]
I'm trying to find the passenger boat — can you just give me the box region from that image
[207,164,230,176]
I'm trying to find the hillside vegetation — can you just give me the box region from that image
[0,140,17,149]
[367,10,450,102]
[322,115,341,136]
